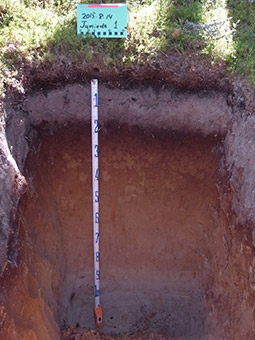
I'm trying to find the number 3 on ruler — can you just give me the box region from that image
[95,145,99,157]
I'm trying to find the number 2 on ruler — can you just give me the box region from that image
[94,119,99,133]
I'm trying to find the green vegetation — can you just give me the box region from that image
[226,0,255,83]
[0,0,255,96]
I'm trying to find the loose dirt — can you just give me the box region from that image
[61,328,177,340]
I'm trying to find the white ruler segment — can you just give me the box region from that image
[91,79,101,309]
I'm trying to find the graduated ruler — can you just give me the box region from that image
[91,79,103,327]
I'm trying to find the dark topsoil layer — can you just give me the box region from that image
[12,51,231,93]
[7,48,255,115]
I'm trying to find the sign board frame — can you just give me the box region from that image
[77,4,128,38]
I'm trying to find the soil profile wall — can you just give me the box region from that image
[5,125,224,340]
[1,83,255,340]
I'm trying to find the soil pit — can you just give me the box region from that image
[3,124,228,340]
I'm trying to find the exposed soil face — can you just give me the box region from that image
[2,124,225,340]
[1,83,255,340]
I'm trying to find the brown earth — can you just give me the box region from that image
[1,54,255,340]
[1,123,249,340]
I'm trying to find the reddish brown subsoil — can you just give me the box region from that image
[1,123,234,340]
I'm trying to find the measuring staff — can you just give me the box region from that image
[91,79,103,327]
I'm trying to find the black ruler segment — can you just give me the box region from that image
[80,30,126,37]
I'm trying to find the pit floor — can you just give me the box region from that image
[19,125,222,340]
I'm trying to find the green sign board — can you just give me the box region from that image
[77,4,128,38]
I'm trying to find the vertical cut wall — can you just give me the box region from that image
[14,125,226,339]
[2,84,255,340]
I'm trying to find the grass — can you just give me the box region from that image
[0,0,255,96]
[226,0,255,84]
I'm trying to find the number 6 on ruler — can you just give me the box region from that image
[95,213,99,224]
